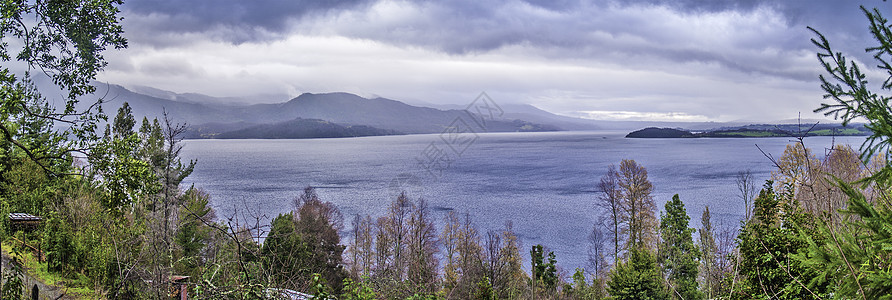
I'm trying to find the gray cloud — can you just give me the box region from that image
[121,0,372,44]
[108,0,891,122]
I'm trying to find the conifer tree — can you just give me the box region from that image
[606,249,666,300]
[658,195,701,300]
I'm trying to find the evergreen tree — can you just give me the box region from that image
[734,183,824,299]
[698,206,721,299]
[293,186,348,292]
[606,249,667,300]
[658,194,701,300]
[530,244,558,291]
[261,212,309,289]
[112,102,135,138]
[799,6,892,299]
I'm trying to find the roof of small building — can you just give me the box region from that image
[8,213,41,222]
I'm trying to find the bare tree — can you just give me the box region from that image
[441,210,461,291]
[407,199,439,292]
[499,221,526,298]
[587,223,609,280]
[736,170,757,221]
[597,164,625,260]
[618,159,658,250]
[349,214,375,277]
[374,216,393,277]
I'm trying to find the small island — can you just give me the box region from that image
[627,123,871,138]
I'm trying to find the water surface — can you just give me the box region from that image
[181,131,866,271]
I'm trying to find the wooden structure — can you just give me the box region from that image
[7,213,43,262]
[170,276,190,300]
[8,213,41,230]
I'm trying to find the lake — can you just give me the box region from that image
[180,131,866,273]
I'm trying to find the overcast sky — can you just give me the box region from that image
[98,0,887,122]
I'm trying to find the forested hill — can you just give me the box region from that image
[627,123,871,138]
[211,118,401,139]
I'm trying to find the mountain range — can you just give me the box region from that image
[91,84,792,139]
[94,85,574,139]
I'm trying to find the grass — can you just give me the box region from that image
[808,128,867,136]
[704,128,868,137]
[708,131,784,137]
[2,239,97,299]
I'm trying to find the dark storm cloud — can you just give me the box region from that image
[121,0,371,43]
[122,0,881,53]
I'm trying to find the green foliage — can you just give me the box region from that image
[606,248,666,300]
[260,189,348,294]
[797,180,892,299]
[566,268,604,300]
[1,250,25,300]
[658,194,701,300]
[112,103,135,138]
[311,273,334,300]
[340,277,378,300]
[262,212,307,288]
[88,131,158,211]
[530,244,558,290]
[43,214,75,274]
[734,183,824,299]
[811,6,892,171]
[175,188,214,277]
[792,7,892,299]
[0,0,127,170]
[472,276,497,300]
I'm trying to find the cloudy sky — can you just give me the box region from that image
[99,0,887,122]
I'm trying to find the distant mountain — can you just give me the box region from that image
[96,85,561,138]
[214,118,401,139]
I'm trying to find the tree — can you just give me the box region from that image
[567,268,604,300]
[174,188,216,278]
[498,221,527,298]
[597,164,625,260]
[617,159,658,251]
[383,192,413,280]
[406,198,439,294]
[261,212,307,289]
[734,183,824,299]
[736,170,757,221]
[530,244,557,291]
[798,144,864,223]
[293,186,348,292]
[112,102,135,138]
[698,206,722,299]
[770,143,818,195]
[584,224,609,299]
[454,212,484,299]
[348,214,375,278]
[789,6,892,299]
[0,0,127,172]
[658,195,701,300]
[606,249,667,300]
[441,210,462,292]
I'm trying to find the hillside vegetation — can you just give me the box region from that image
[4,1,892,300]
